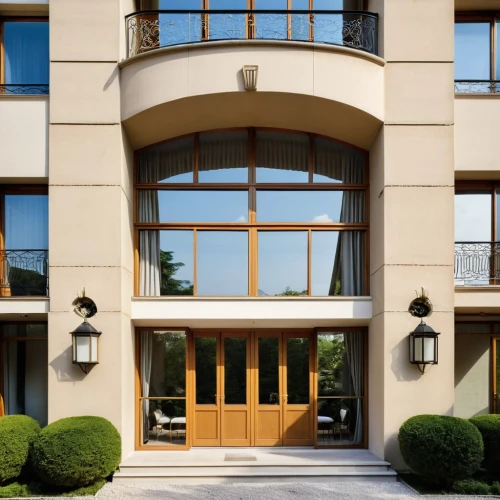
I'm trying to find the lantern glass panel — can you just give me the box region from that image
[423,337,435,363]
[76,336,91,363]
[90,335,98,363]
[413,336,423,363]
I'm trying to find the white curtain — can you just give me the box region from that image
[344,331,364,445]
[141,332,153,444]
[4,22,49,84]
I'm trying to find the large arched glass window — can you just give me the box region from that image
[136,128,368,297]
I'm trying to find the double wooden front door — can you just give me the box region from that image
[192,331,314,447]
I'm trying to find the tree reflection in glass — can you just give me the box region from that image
[286,337,309,404]
[195,337,217,405]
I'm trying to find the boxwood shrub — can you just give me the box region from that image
[470,414,500,478]
[398,414,483,486]
[32,416,121,487]
[0,415,40,484]
[451,479,490,495]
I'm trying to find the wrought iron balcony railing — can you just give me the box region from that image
[0,84,49,96]
[126,10,378,58]
[454,80,500,94]
[455,242,500,286]
[0,250,48,297]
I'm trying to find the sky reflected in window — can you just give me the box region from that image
[455,23,490,80]
[159,231,194,295]
[312,231,338,296]
[455,192,492,241]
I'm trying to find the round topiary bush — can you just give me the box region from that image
[470,414,500,478]
[398,414,483,486]
[32,416,121,487]
[0,415,41,484]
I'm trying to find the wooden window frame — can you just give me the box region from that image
[135,326,368,451]
[455,12,500,83]
[133,128,370,298]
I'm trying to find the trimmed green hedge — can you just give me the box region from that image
[32,416,121,487]
[398,414,483,486]
[0,415,40,484]
[451,479,490,495]
[470,414,500,478]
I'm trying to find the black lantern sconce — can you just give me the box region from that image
[70,289,101,374]
[408,288,439,374]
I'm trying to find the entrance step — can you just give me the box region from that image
[114,448,397,484]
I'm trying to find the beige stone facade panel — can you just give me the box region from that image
[455,98,500,174]
[49,125,122,185]
[50,63,120,124]
[384,186,454,266]
[50,0,119,62]
[455,289,500,313]
[384,125,454,186]
[49,186,122,267]
[49,267,122,313]
[383,0,454,62]
[0,98,48,179]
[385,63,454,125]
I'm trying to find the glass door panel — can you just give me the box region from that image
[494,339,500,414]
[221,333,251,446]
[255,333,283,446]
[283,333,313,446]
[193,334,220,446]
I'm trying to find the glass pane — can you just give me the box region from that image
[286,337,309,404]
[497,21,500,81]
[290,0,310,41]
[157,1,203,46]
[138,136,194,184]
[258,337,280,405]
[208,0,247,41]
[256,131,309,183]
[455,323,491,334]
[195,337,217,404]
[455,191,492,242]
[314,137,365,183]
[199,131,248,182]
[312,232,337,296]
[257,191,365,223]
[224,337,247,405]
[254,0,287,40]
[139,190,248,222]
[197,231,248,295]
[157,231,194,296]
[317,397,362,446]
[455,23,490,80]
[4,22,49,85]
[142,399,186,446]
[496,340,500,415]
[2,338,48,426]
[258,231,307,296]
[5,195,48,250]
[1,324,48,338]
[147,331,187,398]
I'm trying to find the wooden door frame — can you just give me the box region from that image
[492,336,500,414]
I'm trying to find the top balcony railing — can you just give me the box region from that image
[455,242,500,286]
[0,250,48,297]
[126,10,378,58]
[454,80,500,94]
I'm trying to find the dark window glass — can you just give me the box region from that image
[258,337,280,405]
[4,22,49,85]
[197,231,248,295]
[286,337,309,404]
[497,21,500,80]
[195,337,217,404]
[258,231,307,296]
[148,331,187,397]
[224,337,247,404]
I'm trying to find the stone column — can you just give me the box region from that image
[368,0,455,468]
[48,0,135,457]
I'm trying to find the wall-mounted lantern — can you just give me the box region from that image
[409,321,440,374]
[242,65,258,91]
[408,288,439,374]
[70,288,101,374]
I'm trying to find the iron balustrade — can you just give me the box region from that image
[0,250,49,297]
[455,242,500,285]
[454,80,500,94]
[126,10,378,58]
[0,84,49,95]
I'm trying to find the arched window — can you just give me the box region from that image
[136,128,368,297]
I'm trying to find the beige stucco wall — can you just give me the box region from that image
[0,97,48,180]
[48,0,135,459]
[368,0,455,470]
[455,97,500,178]
[455,335,490,418]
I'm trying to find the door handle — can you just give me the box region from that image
[282,394,288,403]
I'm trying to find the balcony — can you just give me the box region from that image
[0,250,49,297]
[126,10,378,58]
[455,81,500,94]
[454,242,500,286]
[0,85,49,96]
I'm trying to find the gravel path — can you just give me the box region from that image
[89,481,500,500]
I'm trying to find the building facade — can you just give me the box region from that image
[0,0,497,471]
